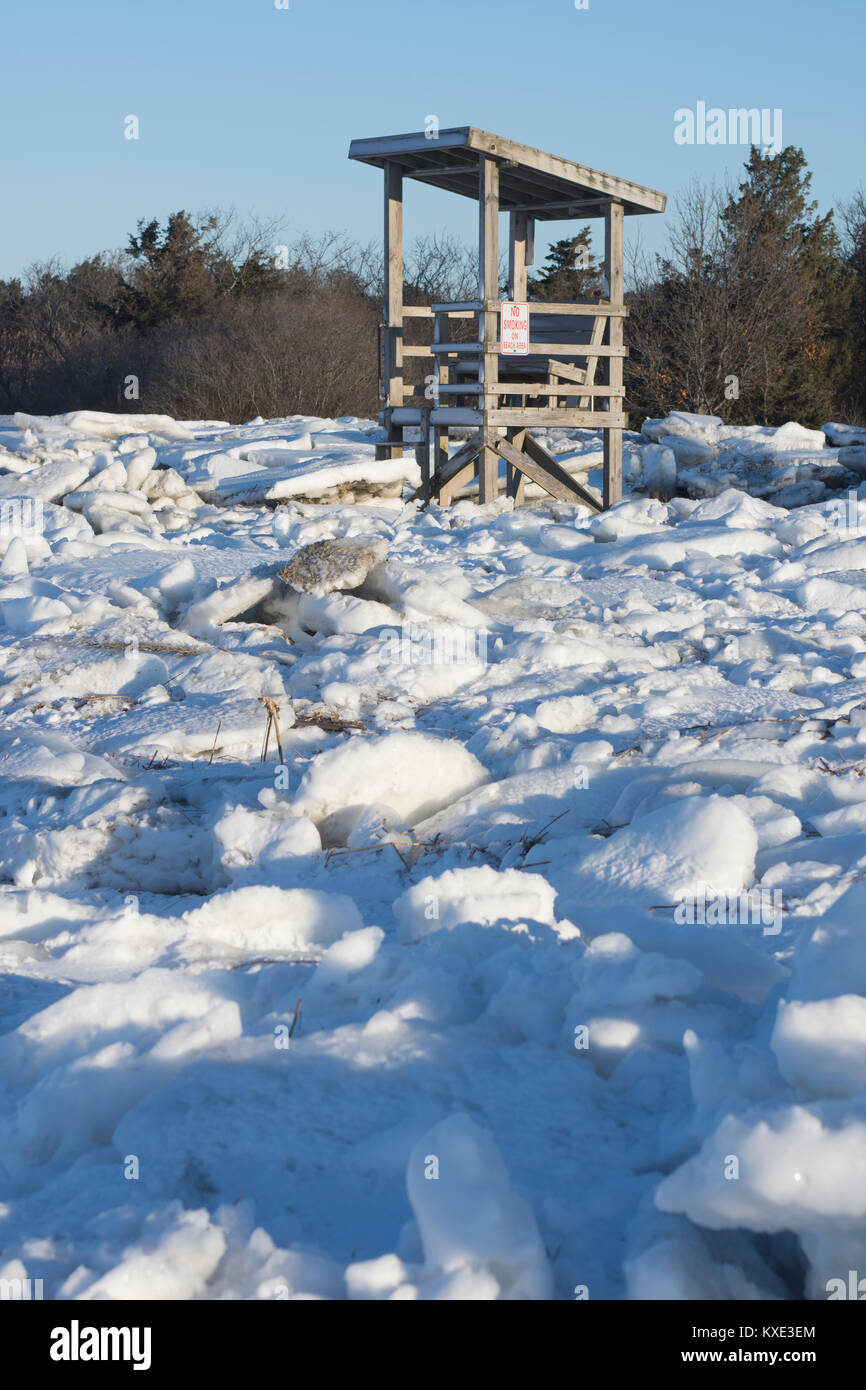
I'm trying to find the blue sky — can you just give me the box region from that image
[2,0,863,280]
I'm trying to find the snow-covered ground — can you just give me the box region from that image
[2,407,866,1300]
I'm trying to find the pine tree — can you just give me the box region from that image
[528,229,601,301]
[840,190,866,419]
[120,212,218,330]
[118,212,285,331]
[720,147,855,423]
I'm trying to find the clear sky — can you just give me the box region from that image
[2,0,863,281]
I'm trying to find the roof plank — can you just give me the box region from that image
[348,127,666,218]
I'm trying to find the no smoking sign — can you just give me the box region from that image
[500,301,529,355]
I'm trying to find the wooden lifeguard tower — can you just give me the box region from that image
[348,126,665,510]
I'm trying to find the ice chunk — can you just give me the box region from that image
[655,1104,866,1232]
[293,732,488,842]
[345,1253,411,1300]
[180,885,363,960]
[765,421,827,453]
[406,1113,553,1299]
[394,865,565,942]
[787,881,866,1002]
[839,446,866,476]
[1,538,29,575]
[642,412,723,444]
[575,794,758,904]
[0,456,95,501]
[76,1207,226,1300]
[215,806,321,877]
[534,694,594,733]
[123,447,158,490]
[771,996,866,1098]
[19,410,199,439]
[183,575,278,633]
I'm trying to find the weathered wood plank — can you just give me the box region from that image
[505,463,525,503]
[468,130,667,213]
[577,313,610,408]
[349,129,667,215]
[437,383,624,397]
[604,200,625,507]
[349,130,474,160]
[438,460,479,506]
[544,343,627,357]
[489,408,627,427]
[501,384,624,397]
[479,155,501,503]
[506,427,527,504]
[523,342,626,355]
[521,432,603,509]
[415,410,432,498]
[383,162,404,459]
[523,302,628,316]
[505,197,612,216]
[508,211,528,301]
[428,341,626,357]
[547,359,587,385]
[430,300,483,313]
[496,435,602,510]
[423,431,483,490]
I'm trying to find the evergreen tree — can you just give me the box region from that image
[528,229,601,301]
[840,190,866,419]
[117,212,285,331]
[720,147,854,423]
[119,212,220,330]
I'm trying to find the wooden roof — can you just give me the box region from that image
[348,126,666,220]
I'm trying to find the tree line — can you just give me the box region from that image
[0,146,863,427]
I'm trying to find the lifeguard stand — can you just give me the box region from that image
[348,126,666,510]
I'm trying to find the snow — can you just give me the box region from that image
[293,731,490,842]
[771,996,866,1098]
[575,794,759,906]
[626,413,859,507]
[393,865,569,942]
[2,405,866,1301]
[404,1113,554,1299]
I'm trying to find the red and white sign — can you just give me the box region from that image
[500,300,529,355]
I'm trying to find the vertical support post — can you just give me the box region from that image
[380,161,404,461]
[415,408,432,500]
[505,427,526,503]
[433,310,449,488]
[508,211,528,301]
[603,199,624,508]
[478,155,500,503]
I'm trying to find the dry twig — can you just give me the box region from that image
[260,697,284,763]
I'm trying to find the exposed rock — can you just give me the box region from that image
[280,536,390,596]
